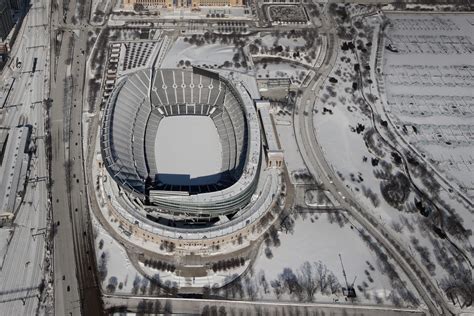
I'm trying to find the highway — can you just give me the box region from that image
[293,8,454,316]
[47,1,308,313]
[49,0,103,314]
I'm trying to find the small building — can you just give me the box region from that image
[0,211,13,226]
[0,126,31,215]
[255,100,284,169]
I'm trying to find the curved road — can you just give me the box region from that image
[293,8,454,316]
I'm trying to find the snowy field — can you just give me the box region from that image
[382,14,474,199]
[260,34,307,50]
[160,37,240,70]
[92,214,142,294]
[311,10,473,309]
[155,116,222,185]
[247,214,420,307]
[255,62,309,86]
[249,30,321,68]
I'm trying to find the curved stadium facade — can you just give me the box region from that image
[101,68,262,222]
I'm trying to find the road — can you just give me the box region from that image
[49,0,103,314]
[103,294,426,315]
[293,8,453,316]
[46,3,454,316]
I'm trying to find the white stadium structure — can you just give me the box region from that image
[97,66,284,262]
[101,68,262,221]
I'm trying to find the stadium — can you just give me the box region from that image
[100,68,264,227]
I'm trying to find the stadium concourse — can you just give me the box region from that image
[94,67,284,266]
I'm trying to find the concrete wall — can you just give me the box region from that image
[110,188,281,258]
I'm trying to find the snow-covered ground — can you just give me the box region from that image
[0,0,51,313]
[273,116,316,184]
[154,116,222,185]
[91,0,112,21]
[92,213,143,294]
[113,3,253,21]
[382,14,474,200]
[249,31,321,68]
[0,228,12,268]
[160,37,240,70]
[255,62,309,86]
[139,260,249,289]
[305,189,334,207]
[376,17,474,301]
[0,184,48,314]
[247,214,421,307]
[160,33,319,88]
[260,34,307,50]
[382,3,462,11]
[309,10,473,308]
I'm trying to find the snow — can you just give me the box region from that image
[161,37,237,69]
[249,31,321,68]
[0,228,13,268]
[312,45,392,222]
[305,190,334,207]
[92,214,142,294]
[260,34,307,50]
[155,116,222,185]
[274,121,313,184]
[139,261,249,288]
[255,62,308,86]
[0,0,51,312]
[382,14,474,199]
[382,4,460,11]
[114,6,252,21]
[309,12,473,306]
[250,214,420,307]
[375,17,474,294]
[0,185,48,315]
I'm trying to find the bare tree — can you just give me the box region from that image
[244,277,258,300]
[327,271,341,294]
[316,261,329,294]
[164,300,172,315]
[106,276,118,293]
[131,275,141,294]
[279,268,303,301]
[258,270,269,294]
[270,279,283,299]
[153,300,161,314]
[140,278,149,295]
[98,251,109,282]
[297,261,318,302]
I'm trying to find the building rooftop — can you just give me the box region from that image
[256,100,281,153]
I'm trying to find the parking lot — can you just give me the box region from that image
[383,14,474,198]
